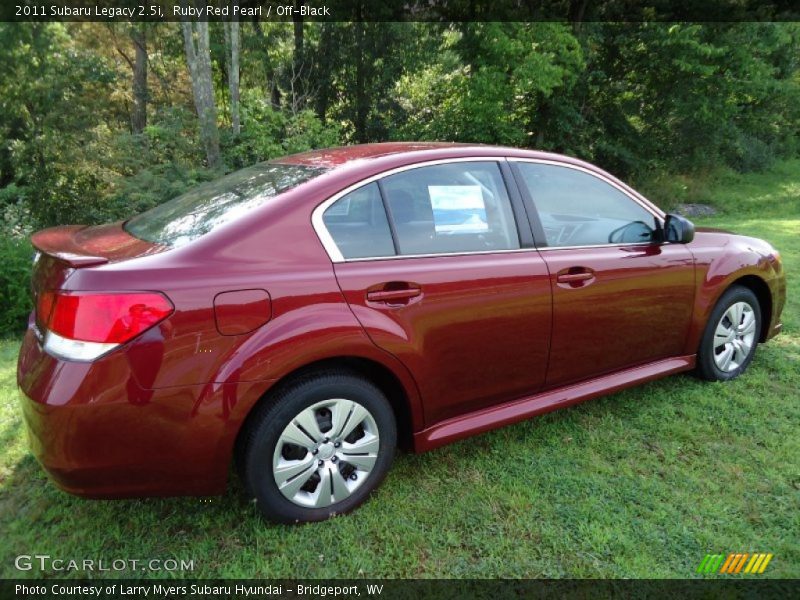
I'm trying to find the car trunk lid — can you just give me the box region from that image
[29,223,164,328]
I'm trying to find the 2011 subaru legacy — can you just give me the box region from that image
[17,143,786,523]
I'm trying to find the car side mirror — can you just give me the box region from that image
[663,213,695,244]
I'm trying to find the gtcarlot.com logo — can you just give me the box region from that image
[697,553,773,574]
[14,554,195,573]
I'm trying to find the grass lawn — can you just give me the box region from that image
[0,161,798,580]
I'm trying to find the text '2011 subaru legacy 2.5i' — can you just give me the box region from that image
[18,143,786,523]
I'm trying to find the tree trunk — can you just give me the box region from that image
[569,0,589,35]
[292,1,305,111]
[313,23,335,121]
[181,18,221,169]
[251,19,281,109]
[224,18,241,135]
[354,22,368,142]
[130,25,148,134]
[289,6,308,114]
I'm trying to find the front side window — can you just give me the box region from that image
[322,182,395,260]
[125,162,326,247]
[380,162,520,255]
[516,163,657,247]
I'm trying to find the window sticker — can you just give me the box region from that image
[428,185,488,233]
[325,196,351,217]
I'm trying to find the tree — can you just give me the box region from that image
[292,0,305,110]
[394,23,583,147]
[130,24,148,134]
[223,17,241,135]
[107,23,149,134]
[180,18,221,168]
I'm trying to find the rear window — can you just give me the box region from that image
[124,162,326,247]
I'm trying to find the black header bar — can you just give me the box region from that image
[4,0,800,23]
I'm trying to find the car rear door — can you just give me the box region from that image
[315,159,552,426]
[511,159,696,388]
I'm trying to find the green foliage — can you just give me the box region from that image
[394,23,583,146]
[221,92,286,167]
[222,92,340,168]
[98,108,217,220]
[0,23,118,229]
[1,21,798,235]
[0,184,30,237]
[282,109,340,155]
[582,23,800,175]
[0,239,33,335]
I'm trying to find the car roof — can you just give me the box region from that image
[275,142,589,170]
[276,142,471,168]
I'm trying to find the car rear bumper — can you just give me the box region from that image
[20,392,203,497]
[16,327,271,498]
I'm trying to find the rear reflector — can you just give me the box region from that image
[37,291,173,360]
[43,331,120,362]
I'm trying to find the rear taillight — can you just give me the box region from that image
[38,291,173,361]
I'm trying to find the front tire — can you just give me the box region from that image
[697,285,761,381]
[242,371,397,523]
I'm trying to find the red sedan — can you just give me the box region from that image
[17,143,786,523]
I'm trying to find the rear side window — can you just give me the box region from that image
[381,162,520,255]
[125,163,325,247]
[322,183,396,260]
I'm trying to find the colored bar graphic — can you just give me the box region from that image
[698,553,773,574]
[744,555,760,573]
[696,555,710,573]
[758,554,773,574]
[709,554,725,572]
[733,554,749,573]
[719,554,737,573]
[697,554,724,573]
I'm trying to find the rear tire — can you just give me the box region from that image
[242,371,396,523]
[697,285,761,381]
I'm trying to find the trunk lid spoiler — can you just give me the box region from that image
[30,223,161,268]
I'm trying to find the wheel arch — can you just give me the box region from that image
[234,355,417,466]
[728,274,773,343]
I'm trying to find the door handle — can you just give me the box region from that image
[557,272,594,283]
[366,284,422,305]
[556,267,596,287]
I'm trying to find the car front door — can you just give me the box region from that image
[511,159,696,388]
[315,160,552,425]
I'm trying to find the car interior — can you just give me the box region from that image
[517,163,657,247]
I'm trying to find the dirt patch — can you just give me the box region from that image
[675,203,717,216]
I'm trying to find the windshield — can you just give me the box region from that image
[124,162,326,247]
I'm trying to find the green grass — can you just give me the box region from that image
[1,161,799,580]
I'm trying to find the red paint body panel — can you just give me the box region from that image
[539,244,696,386]
[683,229,786,349]
[333,252,552,424]
[16,143,786,498]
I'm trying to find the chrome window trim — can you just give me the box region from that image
[311,156,666,263]
[535,242,655,252]
[507,157,666,221]
[327,247,541,263]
